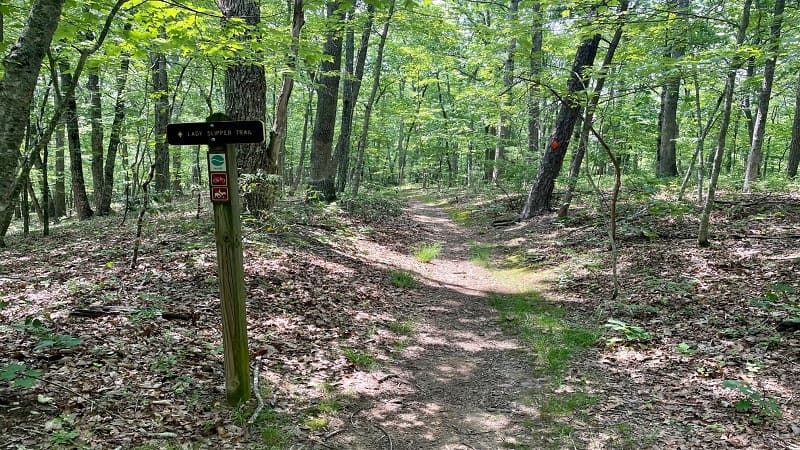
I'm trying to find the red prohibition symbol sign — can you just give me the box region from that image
[211,172,228,187]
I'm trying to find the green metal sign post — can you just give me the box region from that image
[167,114,265,406]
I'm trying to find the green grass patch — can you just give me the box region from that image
[342,348,376,369]
[413,242,442,263]
[447,207,474,225]
[387,320,415,335]
[469,241,492,266]
[489,291,598,376]
[540,391,599,418]
[388,270,420,288]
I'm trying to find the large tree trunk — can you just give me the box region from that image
[88,68,104,211]
[220,0,268,178]
[492,0,519,184]
[151,51,170,192]
[350,0,395,197]
[0,0,66,235]
[699,0,752,246]
[787,71,800,179]
[334,4,374,194]
[309,0,344,201]
[743,0,784,191]
[60,62,94,220]
[558,0,628,218]
[520,30,602,218]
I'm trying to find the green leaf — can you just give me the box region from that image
[735,399,752,413]
[0,363,25,381]
[35,340,56,350]
[14,377,37,388]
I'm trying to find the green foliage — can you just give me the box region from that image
[604,318,652,344]
[539,391,599,419]
[15,316,83,351]
[240,172,282,214]
[721,380,782,423]
[752,283,799,321]
[338,193,405,222]
[388,270,419,288]
[342,348,376,369]
[50,429,80,446]
[469,241,491,266]
[674,342,697,356]
[0,363,42,388]
[490,292,598,376]
[412,242,442,263]
[387,320,415,335]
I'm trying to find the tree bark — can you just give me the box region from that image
[290,87,313,195]
[527,1,543,158]
[656,0,689,178]
[521,29,602,218]
[100,52,130,215]
[351,0,395,197]
[334,4,374,194]
[787,71,800,179]
[267,0,305,182]
[309,0,344,201]
[699,0,752,247]
[0,0,66,235]
[88,68,104,210]
[54,88,66,217]
[60,61,94,220]
[558,0,628,218]
[492,0,519,184]
[220,0,268,177]
[743,0,784,191]
[151,51,170,192]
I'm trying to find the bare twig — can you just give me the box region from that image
[248,359,264,425]
[374,423,394,450]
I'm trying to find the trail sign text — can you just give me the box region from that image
[167,120,265,146]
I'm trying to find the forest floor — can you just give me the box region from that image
[0,187,799,449]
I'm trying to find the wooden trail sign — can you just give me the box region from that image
[167,114,265,406]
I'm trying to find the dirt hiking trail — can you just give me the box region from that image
[319,200,541,449]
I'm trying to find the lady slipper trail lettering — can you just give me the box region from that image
[166,120,265,145]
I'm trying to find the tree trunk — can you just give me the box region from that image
[309,0,344,201]
[0,0,66,236]
[743,0,784,191]
[492,0,519,184]
[334,4,374,194]
[656,0,688,178]
[220,0,268,178]
[527,1,543,158]
[54,91,66,217]
[267,0,305,183]
[60,62,94,220]
[558,0,628,218]
[291,87,313,195]
[351,0,395,197]
[787,71,800,179]
[151,51,170,192]
[88,68,104,210]
[699,0,751,247]
[521,30,602,218]
[100,52,130,215]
